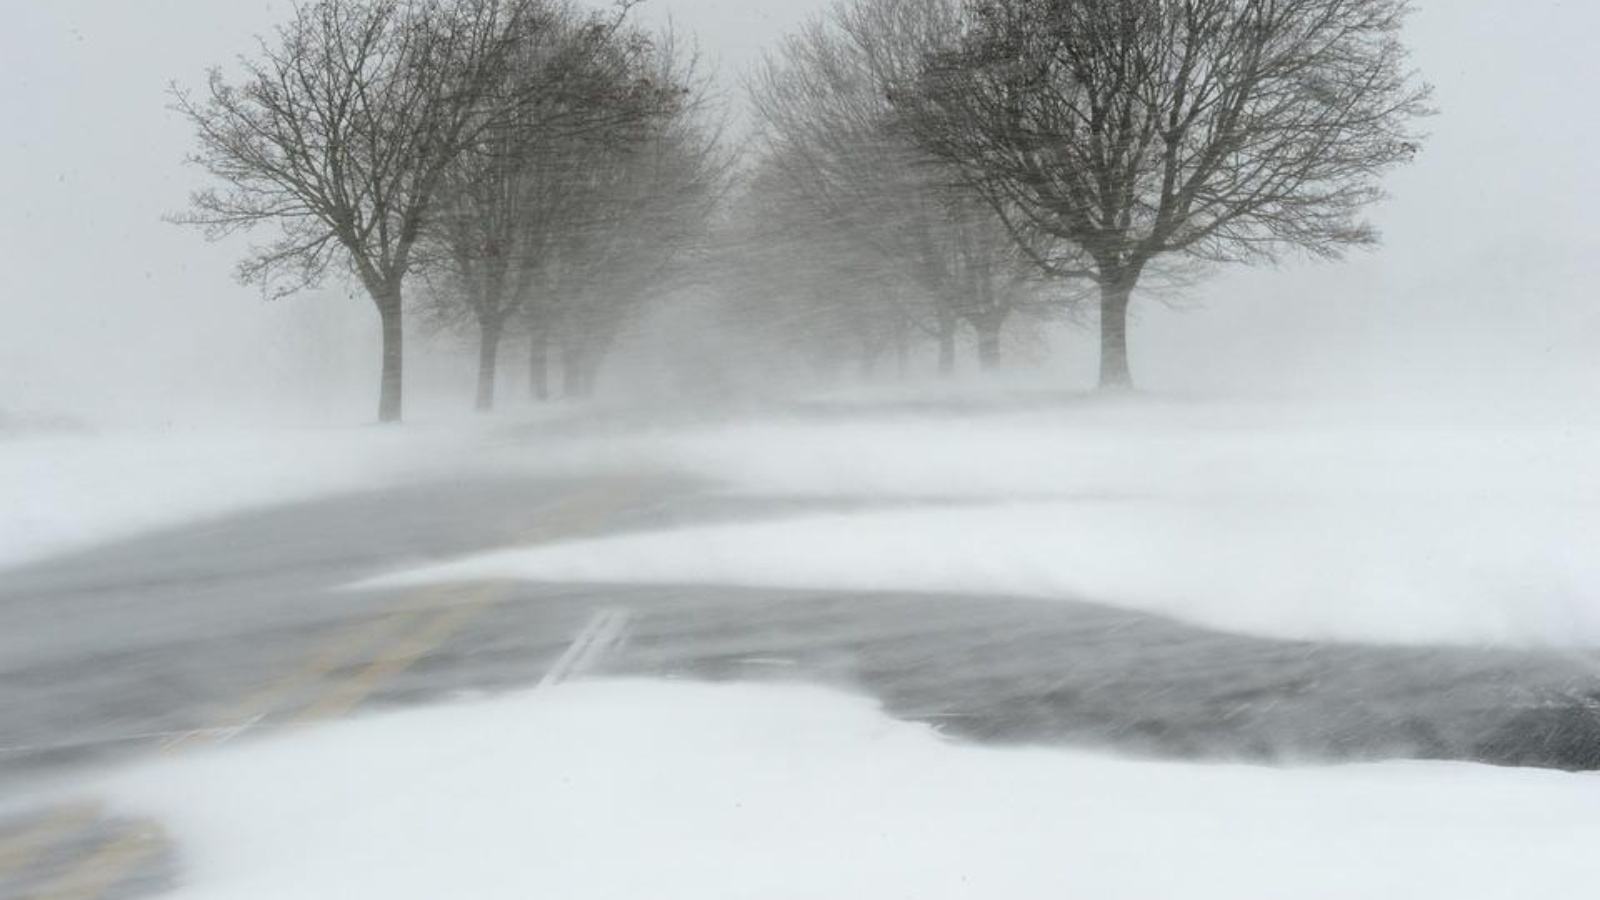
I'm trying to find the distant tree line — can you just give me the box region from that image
[734,0,1430,386]
[176,0,1429,421]
[174,0,724,421]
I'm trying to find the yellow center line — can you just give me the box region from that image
[163,599,444,753]
[10,478,645,900]
[0,804,104,883]
[286,478,644,725]
[284,477,645,723]
[29,823,163,900]
[291,583,507,725]
[0,602,444,889]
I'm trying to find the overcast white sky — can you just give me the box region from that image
[2,1,1597,426]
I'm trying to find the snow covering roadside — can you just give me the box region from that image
[369,402,1600,647]
[365,498,1600,647]
[0,425,493,571]
[539,401,1600,506]
[14,396,1598,647]
[90,680,1600,900]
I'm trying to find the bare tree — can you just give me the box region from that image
[528,37,730,400]
[173,0,571,422]
[894,0,1432,389]
[716,157,940,380]
[420,2,673,411]
[420,132,586,411]
[751,0,1053,374]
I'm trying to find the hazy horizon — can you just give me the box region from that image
[2,0,1597,427]
[5,7,1600,893]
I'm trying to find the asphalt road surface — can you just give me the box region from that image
[3,470,1599,899]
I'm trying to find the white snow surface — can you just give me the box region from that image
[369,498,1600,647]
[546,400,1600,507]
[11,397,1599,647]
[86,680,1600,900]
[371,401,1600,647]
[0,424,495,571]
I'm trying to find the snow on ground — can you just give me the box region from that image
[541,397,1600,506]
[368,498,1600,647]
[12,392,1598,647]
[0,423,499,571]
[86,680,1600,900]
[374,398,1600,647]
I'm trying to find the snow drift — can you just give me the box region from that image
[370,400,1600,647]
[88,680,1600,900]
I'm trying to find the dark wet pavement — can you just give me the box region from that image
[3,468,1599,897]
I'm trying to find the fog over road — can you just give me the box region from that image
[5,0,1599,895]
[4,445,1598,898]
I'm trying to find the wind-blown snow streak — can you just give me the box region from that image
[370,403,1600,647]
[364,497,1600,646]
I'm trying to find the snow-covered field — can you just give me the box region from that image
[83,680,1600,900]
[374,398,1600,648]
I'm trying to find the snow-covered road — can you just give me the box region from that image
[5,397,1600,899]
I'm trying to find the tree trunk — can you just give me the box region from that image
[475,319,504,412]
[376,292,404,424]
[561,344,585,399]
[972,313,1006,371]
[581,350,607,399]
[528,330,549,402]
[937,316,958,376]
[858,339,879,379]
[1098,279,1135,391]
